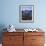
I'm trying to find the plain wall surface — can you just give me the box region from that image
[0,0,46,44]
[0,0,46,30]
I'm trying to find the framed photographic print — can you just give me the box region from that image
[19,5,34,23]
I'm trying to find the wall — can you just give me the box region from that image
[0,0,46,44]
[0,0,46,29]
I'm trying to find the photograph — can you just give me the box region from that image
[0,0,45,46]
[19,5,34,23]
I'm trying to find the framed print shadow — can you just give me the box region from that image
[19,5,34,23]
